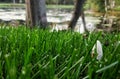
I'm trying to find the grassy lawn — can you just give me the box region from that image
[0,3,25,8]
[0,26,120,79]
[0,3,74,9]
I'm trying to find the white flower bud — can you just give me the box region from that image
[96,40,103,61]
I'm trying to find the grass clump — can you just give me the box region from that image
[0,26,120,79]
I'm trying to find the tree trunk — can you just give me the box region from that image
[68,0,86,30]
[26,0,47,28]
[81,10,88,32]
[13,0,15,4]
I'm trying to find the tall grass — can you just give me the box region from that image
[0,26,120,79]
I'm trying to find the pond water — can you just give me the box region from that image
[0,8,119,33]
[0,8,103,30]
[0,8,100,23]
[0,8,25,21]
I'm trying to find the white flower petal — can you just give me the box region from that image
[96,40,103,60]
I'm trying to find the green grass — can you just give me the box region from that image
[0,3,25,8]
[0,3,73,9]
[0,26,120,79]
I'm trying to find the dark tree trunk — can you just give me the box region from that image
[26,0,47,28]
[68,0,86,30]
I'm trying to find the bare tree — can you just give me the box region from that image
[26,0,47,28]
[68,0,87,31]
[13,0,16,4]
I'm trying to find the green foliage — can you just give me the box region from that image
[115,0,120,6]
[85,0,105,12]
[114,6,120,11]
[0,26,120,79]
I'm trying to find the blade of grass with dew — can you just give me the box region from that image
[96,61,119,73]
